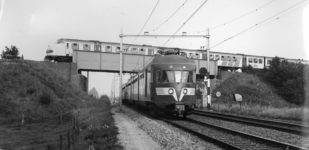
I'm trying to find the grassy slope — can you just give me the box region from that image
[211,73,304,121]
[0,60,122,149]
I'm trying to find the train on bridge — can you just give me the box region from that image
[45,38,309,70]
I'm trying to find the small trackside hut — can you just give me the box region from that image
[122,52,196,118]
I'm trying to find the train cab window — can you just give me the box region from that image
[106,46,112,52]
[157,70,193,83]
[259,59,263,64]
[249,58,253,63]
[254,58,258,63]
[72,43,79,50]
[132,48,138,54]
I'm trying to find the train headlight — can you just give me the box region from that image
[168,88,174,94]
[183,89,188,95]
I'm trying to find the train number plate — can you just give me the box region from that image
[175,105,185,111]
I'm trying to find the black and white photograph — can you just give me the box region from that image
[1,0,309,149]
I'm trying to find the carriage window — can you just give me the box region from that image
[227,56,231,61]
[148,49,154,55]
[254,58,258,63]
[259,59,263,64]
[267,60,271,64]
[215,55,219,60]
[116,47,120,52]
[132,48,138,54]
[195,53,200,59]
[221,56,225,60]
[106,46,112,52]
[249,58,253,63]
[94,45,101,51]
[210,55,214,60]
[202,54,207,60]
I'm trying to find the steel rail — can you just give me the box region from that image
[159,117,242,150]
[185,118,308,150]
[193,110,309,136]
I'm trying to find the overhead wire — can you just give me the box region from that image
[162,0,209,47]
[131,0,161,73]
[131,0,160,45]
[210,0,277,30]
[152,0,188,32]
[210,0,308,50]
[192,0,277,34]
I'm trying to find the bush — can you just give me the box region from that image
[264,57,307,105]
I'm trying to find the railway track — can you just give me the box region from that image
[160,116,308,150]
[192,110,309,136]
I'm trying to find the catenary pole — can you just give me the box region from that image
[119,28,123,111]
[206,28,211,109]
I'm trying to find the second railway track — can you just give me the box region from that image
[160,116,308,150]
[192,110,309,136]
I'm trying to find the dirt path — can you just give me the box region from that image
[112,107,162,150]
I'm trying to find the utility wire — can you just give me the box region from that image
[210,0,276,30]
[163,0,209,47]
[210,0,308,49]
[192,0,277,34]
[131,0,160,45]
[152,0,188,32]
[126,0,160,72]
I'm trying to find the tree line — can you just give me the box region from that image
[242,57,309,105]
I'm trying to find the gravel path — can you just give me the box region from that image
[112,107,162,150]
[112,105,222,150]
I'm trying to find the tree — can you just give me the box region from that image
[264,57,306,105]
[1,45,20,59]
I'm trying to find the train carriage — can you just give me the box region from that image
[123,54,196,118]
[45,38,309,71]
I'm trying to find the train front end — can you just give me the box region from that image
[152,55,196,117]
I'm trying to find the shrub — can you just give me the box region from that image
[39,91,53,105]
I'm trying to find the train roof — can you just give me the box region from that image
[152,55,195,65]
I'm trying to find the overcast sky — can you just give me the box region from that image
[0,0,308,96]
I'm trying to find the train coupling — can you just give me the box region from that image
[175,105,185,114]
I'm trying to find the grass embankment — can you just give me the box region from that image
[0,60,122,150]
[211,73,307,121]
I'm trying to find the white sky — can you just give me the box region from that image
[0,0,309,96]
